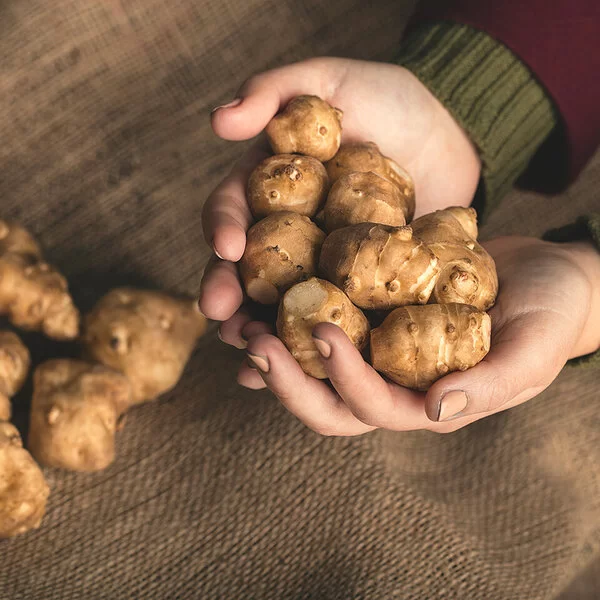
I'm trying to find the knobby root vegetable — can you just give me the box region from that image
[28,360,132,472]
[247,154,329,218]
[0,220,80,340]
[319,223,440,310]
[370,303,491,390]
[82,288,207,405]
[277,278,369,379]
[0,332,31,421]
[411,207,498,310]
[266,95,343,162]
[240,212,326,305]
[0,422,49,538]
[325,142,415,220]
[324,171,410,231]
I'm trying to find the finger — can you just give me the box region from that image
[211,58,341,141]
[218,309,253,349]
[237,358,267,390]
[311,323,431,431]
[202,140,269,262]
[198,258,243,321]
[245,334,374,436]
[241,320,274,340]
[425,310,571,423]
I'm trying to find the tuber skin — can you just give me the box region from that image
[28,360,132,472]
[370,303,491,391]
[240,212,326,305]
[0,331,31,421]
[411,207,498,311]
[0,220,80,340]
[247,154,329,218]
[82,288,207,405]
[324,171,410,231]
[325,142,415,220]
[319,223,440,310]
[277,278,369,379]
[0,422,49,538]
[266,95,343,162]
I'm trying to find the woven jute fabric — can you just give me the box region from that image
[0,1,599,598]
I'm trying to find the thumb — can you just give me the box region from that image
[211,58,342,141]
[424,310,574,422]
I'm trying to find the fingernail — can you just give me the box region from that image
[436,390,469,421]
[312,335,331,359]
[211,98,242,113]
[246,357,257,370]
[213,246,224,260]
[247,352,269,373]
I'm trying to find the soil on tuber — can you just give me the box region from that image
[0,331,31,421]
[277,278,369,379]
[266,95,343,162]
[0,220,79,340]
[247,154,329,218]
[370,303,491,390]
[240,212,326,305]
[28,360,132,472]
[82,288,207,405]
[319,223,440,310]
[411,207,498,311]
[0,422,49,538]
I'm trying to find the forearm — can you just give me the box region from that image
[565,240,600,359]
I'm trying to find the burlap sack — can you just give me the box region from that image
[1,1,598,598]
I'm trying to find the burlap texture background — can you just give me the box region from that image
[0,1,598,598]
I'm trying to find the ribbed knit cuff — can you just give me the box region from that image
[544,213,600,368]
[396,22,557,218]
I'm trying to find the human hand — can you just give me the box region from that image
[236,236,600,435]
[199,57,481,328]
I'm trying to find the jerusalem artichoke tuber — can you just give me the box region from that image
[0,331,31,421]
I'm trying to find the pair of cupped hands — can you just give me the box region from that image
[199,58,600,435]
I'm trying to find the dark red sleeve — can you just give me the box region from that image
[411,1,600,185]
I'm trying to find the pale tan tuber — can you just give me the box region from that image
[28,360,132,472]
[0,331,31,421]
[266,95,343,162]
[324,171,410,231]
[0,422,49,538]
[82,288,207,405]
[319,223,439,310]
[240,212,326,305]
[247,154,329,218]
[325,142,415,220]
[0,220,79,340]
[411,207,498,311]
[277,278,369,379]
[370,303,491,391]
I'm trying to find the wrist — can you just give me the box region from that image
[563,241,600,358]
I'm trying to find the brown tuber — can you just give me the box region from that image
[277,278,369,379]
[0,422,49,538]
[247,154,329,218]
[319,223,440,310]
[0,220,79,340]
[325,142,415,220]
[266,95,343,162]
[370,303,491,391]
[411,207,498,311]
[82,288,207,405]
[0,331,31,421]
[240,212,326,305]
[324,171,410,231]
[28,360,132,472]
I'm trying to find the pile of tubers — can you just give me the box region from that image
[240,95,498,391]
[0,220,206,538]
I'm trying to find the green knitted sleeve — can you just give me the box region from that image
[543,213,600,368]
[396,22,558,218]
